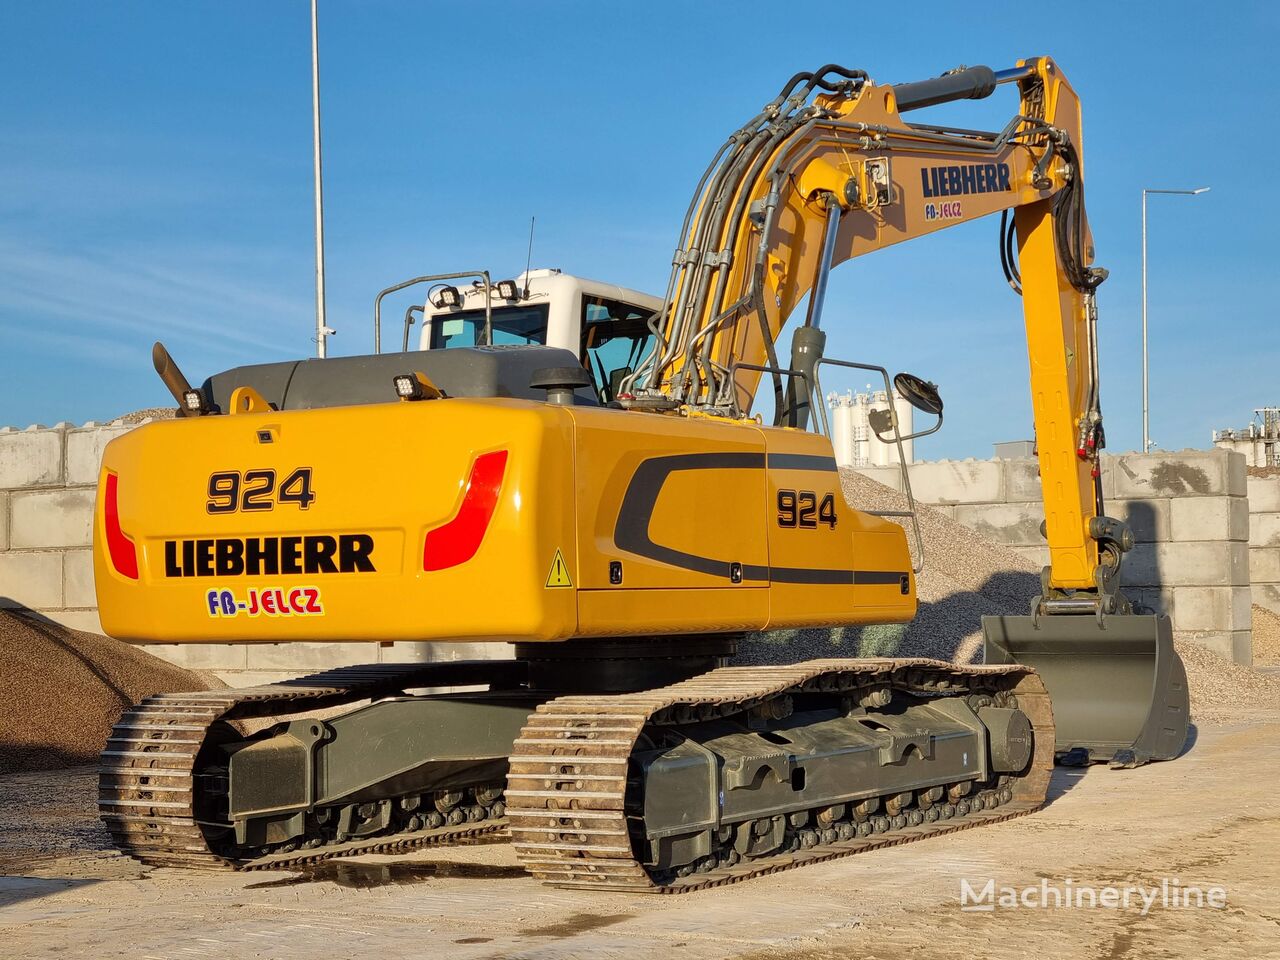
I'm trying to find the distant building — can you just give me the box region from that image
[994,440,1036,459]
[828,390,914,468]
[1213,408,1280,467]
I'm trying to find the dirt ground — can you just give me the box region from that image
[2,707,1277,960]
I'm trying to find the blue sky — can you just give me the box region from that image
[1,1,1275,458]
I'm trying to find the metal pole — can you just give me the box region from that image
[1140,187,1209,452]
[311,0,329,358]
[1141,190,1148,453]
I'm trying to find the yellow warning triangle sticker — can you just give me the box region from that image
[545,549,573,588]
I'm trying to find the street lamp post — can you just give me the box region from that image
[1142,186,1209,452]
[311,0,331,358]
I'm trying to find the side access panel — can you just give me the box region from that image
[568,408,917,637]
[761,427,915,629]
[570,406,771,635]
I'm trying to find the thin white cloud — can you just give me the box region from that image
[0,238,307,357]
[0,320,139,367]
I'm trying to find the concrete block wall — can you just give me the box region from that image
[0,422,117,636]
[0,420,500,683]
[854,449,1253,664]
[1246,472,1280,616]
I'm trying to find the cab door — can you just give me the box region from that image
[580,296,656,404]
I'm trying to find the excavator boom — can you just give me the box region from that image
[624,57,1187,764]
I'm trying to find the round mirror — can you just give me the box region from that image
[893,372,943,416]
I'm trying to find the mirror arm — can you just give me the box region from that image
[870,410,943,444]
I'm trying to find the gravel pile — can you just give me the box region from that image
[0,609,213,774]
[1175,638,1280,721]
[736,468,1280,720]
[1251,604,1280,665]
[113,406,177,424]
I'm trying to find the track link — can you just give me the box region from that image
[99,660,522,871]
[505,658,1053,892]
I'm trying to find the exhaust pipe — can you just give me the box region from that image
[152,341,202,417]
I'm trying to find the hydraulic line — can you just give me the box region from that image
[999,209,1022,295]
[656,65,869,402]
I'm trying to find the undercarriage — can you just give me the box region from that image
[100,641,1052,890]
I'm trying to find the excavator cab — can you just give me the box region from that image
[581,301,655,404]
[405,269,660,405]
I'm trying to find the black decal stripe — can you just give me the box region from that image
[768,567,852,585]
[613,452,907,587]
[853,570,910,585]
[767,568,910,585]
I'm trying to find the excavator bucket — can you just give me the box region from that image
[982,613,1189,767]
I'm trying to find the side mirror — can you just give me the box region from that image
[893,372,943,416]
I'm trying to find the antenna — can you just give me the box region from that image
[522,216,536,297]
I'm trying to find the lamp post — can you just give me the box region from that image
[311,0,332,358]
[1142,186,1209,452]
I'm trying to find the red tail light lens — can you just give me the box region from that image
[104,472,139,580]
[423,450,508,572]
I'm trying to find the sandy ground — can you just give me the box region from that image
[2,707,1277,960]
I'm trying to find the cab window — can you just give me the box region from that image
[429,304,550,349]
[581,297,655,403]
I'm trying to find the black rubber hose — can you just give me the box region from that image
[998,210,1021,295]
[809,64,870,93]
[774,70,815,102]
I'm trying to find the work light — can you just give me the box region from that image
[393,374,422,400]
[432,285,461,309]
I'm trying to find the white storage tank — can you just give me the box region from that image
[828,389,914,468]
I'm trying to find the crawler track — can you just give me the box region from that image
[104,657,1052,886]
[506,658,1053,892]
[99,660,523,871]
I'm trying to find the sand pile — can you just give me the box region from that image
[1250,604,1280,665]
[0,609,213,774]
[736,468,1280,720]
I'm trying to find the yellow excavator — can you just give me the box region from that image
[95,57,1187,891]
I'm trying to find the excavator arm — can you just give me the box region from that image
[627,57,1187,765]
